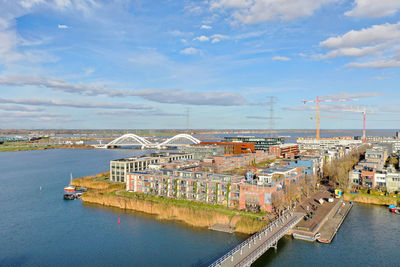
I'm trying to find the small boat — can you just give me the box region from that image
[63,193,75,200]
[64,173,75,192]
[293,232,321,242]
[389,205,400,214]
[317,237,330,243]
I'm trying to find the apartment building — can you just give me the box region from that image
[127,169,242,207]
[110,153,194,182]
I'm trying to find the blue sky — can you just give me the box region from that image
[0,0,400,129]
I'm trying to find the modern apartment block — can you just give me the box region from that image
[126,165,305,213]
[178,145,225,160]
[110,153,194,182]
[127,169,242,206]
[241,166,305,212]
[223,136,284,151]
[297,137,362,150]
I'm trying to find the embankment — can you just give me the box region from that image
[73,174,267,234]
[82,192,266,234]
[344,193,398,206]
[71,172,125,192]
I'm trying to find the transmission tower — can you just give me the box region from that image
[267,96,278,137]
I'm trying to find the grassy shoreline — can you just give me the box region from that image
[344,191,399,206]
[72,172,269,234]
[0,144,94,152]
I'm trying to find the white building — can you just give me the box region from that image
[297,137,362,150]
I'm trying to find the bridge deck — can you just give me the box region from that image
[210,212,305,267]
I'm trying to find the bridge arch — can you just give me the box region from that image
[106,134,152,147]
[103,133,201,149]
[159,134,201,146]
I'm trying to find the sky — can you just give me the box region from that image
[0,0,400,130]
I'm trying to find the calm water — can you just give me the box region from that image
[1,149,399,266]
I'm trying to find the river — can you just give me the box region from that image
[0,149,399,266]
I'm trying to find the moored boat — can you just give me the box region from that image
[63,193,75,200]
[293,232,321,242]
[64,173,75,192]
[389,205,400,214]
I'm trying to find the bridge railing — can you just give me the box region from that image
[237,215,302,266]
[209,212,293,267]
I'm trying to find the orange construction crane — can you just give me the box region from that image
[302,96,356,139]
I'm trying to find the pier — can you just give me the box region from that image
[209,212,305,267]
[317,201,353,243]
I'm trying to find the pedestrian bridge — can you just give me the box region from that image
[210,212,305,267]
[95,133,201,149]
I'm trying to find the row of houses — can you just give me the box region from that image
[348,146,400,193]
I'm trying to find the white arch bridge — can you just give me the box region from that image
[95,134,201,149]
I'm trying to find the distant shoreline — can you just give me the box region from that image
[0,144,94,152]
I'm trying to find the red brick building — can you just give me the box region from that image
[269,144,299,158]
[200,141,255,154]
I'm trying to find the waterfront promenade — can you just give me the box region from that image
[210,212,305,267]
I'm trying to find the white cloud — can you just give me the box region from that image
[94,110,184,117]
[322,92,384,99]
[210,0,337,23]
[0,18,23,64]
[317,22,400,68]
[272,56,291,61]
[0,97,152,110]
[345,0,400,18]
[320,22,400,49]
[0,74,248,106]
[168,30,186,37]
[58,24,68,29]
[0,111,77,124]
[129,50,170,66]
[0,0,99,66]
[0,104,44,112]
[84,67,95,76]
[201,25,212,29]
[347,60,400,69]
[54,0,72,9]
[52,0,100,15]
[19,0,45,9]
[194,34,229,43]
[210,0,251,9]
[317,45,384,59]
[211,34,229,43]
[194,35,210,42]
[180,47,201,55]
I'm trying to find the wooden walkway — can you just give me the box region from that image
[209,212,305,267]
[318,201,353,243]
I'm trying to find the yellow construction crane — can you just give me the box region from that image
[302,96,356,139]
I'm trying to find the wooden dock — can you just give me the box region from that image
[317,201,353,243]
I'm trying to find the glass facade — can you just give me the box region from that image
[224,136,284,151]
